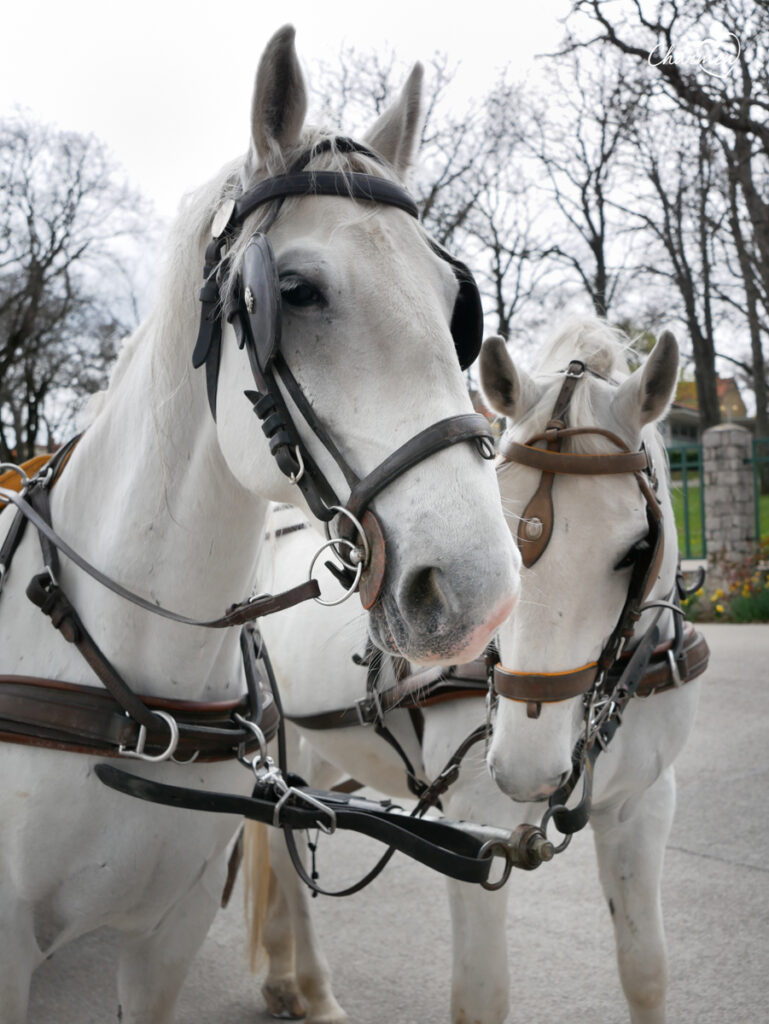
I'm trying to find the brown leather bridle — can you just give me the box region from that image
[491,360,666,719]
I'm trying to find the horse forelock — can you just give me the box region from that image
[221,128,409,299]
[512,316,666,465]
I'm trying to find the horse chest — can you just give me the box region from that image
[0,746,246,950]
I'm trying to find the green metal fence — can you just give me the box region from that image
[751,437,769,542]
[667,445,706,559]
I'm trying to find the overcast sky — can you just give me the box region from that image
[1,0,571,217]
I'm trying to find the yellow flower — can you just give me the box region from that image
[695,587,704,597]
[710,588,724,602]
[715,604,724,614]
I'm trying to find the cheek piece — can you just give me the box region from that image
[193,137,494,607]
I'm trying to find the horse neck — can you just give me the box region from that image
[49,308,269,699]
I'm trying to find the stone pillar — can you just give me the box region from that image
[702,424,755,578]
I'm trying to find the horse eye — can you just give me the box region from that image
[613,549,636,571]
[614,538,649,571]
[280,277,325,308]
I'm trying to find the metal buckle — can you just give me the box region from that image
[667,649,683,687]
[118,710,180,763]
[354,689,383,726]
[565,361,585,379]
[272,785,337,834]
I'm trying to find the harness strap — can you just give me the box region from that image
[0,486,319,627]
[501,442,648,476]
[285,659,489,730]
[95,763,495,886]
[493,662,599,719]
[0,670,278,761]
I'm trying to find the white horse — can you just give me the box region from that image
[482,317,702,1023]
[246,318,703,1024]
[0,26,519,1024]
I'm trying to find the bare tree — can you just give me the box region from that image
[566,0,769,428]
[0,112,148,459]
[309,48,542,344]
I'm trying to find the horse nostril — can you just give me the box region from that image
[399,566,455,631]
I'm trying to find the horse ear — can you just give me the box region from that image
[480,336,542,421]
[612,330,680,428]
[249,25,308,167]
[363,63,424,175]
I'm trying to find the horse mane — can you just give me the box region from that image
[84,130,407,427]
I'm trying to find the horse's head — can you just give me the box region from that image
[480,318,679,801]
[205,27,519,664]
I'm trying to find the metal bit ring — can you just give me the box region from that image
[309,538,363,606]
[539,805,573,855]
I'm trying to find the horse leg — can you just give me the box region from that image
[247,734,347,1024]
[116,865,223,1024]
[591,768,677,1024]
[260,865,306,1019]
[266,827,347,1024]
[446,878,510,1024]
[0,903,38,1024]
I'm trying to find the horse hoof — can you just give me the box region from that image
[262,980,307,1019]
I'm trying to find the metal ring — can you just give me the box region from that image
[308,538,362,606]
[539,805,573,855]
[478,840,514,890]
[0,463,29,487]
[323,505,371,569]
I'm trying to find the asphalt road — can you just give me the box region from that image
[28,623,769,1024]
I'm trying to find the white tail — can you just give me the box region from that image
[243,822,271,970]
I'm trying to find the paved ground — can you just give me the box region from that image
[29,623,769,1023]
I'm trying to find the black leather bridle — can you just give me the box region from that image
[192,137,495,606]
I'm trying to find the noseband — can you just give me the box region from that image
[193,137,494,607]
[492,360,665,718]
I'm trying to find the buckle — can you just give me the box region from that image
[118,710,180,763]
[565,361,585,379]
[667,649,683,687]
[354,694,380,726]
[273,786,337,833]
